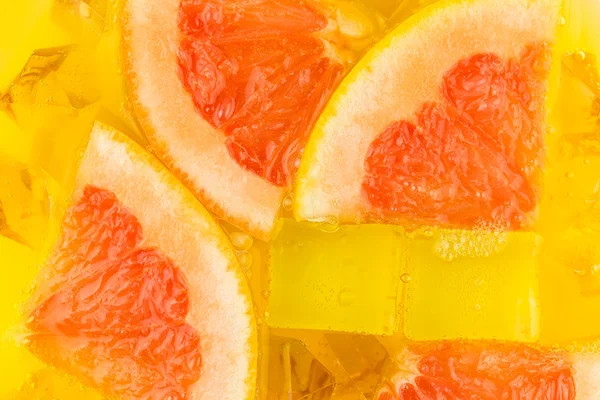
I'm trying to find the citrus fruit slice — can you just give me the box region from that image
[294,0,560,229]
[122,0,374,239]
[375,342,599,400]
[25,123,257,399]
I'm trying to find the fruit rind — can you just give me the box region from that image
[121,0,284,241]
[29,122,258,400]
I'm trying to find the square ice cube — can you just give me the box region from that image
[268,219,404,335]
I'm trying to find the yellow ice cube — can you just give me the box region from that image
[267,335,334,399]
[268,219,404,335]
[5,46,101,191]
[559,0,600,56]
[540,228,600,343]
[403,228,541,342]
[270,329,372,400]
[0,0,74,90]
[324,333,387,398]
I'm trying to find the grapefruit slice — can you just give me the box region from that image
[294,0,561,229]
[25,123,257,399]
[376,342,599,400]
[122,0,373,239]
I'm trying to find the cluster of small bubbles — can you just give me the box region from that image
[566,341,600,354]
[434,221,508,261]
[229,231,253,251]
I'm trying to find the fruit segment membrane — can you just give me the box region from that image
[27,186,202,400]
[177,0,345,186]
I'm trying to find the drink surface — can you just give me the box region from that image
[1,0,600,399]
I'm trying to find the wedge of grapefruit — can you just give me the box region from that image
[122,0,377,239]
[294,0,561,230]
[376,342,600,400]
[25,123,257,399]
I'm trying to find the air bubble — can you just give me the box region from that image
[282,196,293,210]
[238,252,253,268]
[229,231,253,251]
[337,289,355,306]
[575,50,587,61]
[79,2,91,18]
[400,273,411,283]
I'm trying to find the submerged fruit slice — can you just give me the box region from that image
[295,0,560,228]
[26,124,257,399]
[123,0,368,239]
[376,342,578,400]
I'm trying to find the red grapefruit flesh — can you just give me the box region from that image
[377,342,575,400]
[363,44,550,229]
[28,186,201,399]
[26,124,257,400]
[178,0,344,186]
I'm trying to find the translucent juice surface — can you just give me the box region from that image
[1,0,600,399]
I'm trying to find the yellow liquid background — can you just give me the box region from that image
[0,0,599,398]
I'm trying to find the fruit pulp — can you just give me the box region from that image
[2,0,600,399]
[176,0,376,186]
[363,44,549,229]
[28,185,203,399]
